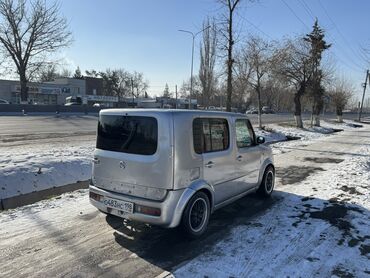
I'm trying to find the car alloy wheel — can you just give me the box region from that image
[189,198,208,232]
[265,170,274,193]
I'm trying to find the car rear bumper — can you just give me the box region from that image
[89,185,186,228]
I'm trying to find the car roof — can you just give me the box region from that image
[100,108,245,118]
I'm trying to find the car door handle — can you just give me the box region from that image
[236,155,243,161]
[205,161,215,168]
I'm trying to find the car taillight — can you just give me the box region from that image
[89,191,102,201]
[135,204,161,216]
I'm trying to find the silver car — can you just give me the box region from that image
[89,109,275,237]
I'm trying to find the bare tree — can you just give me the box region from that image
[84,68,148,98]
[199,17,217,108]
[60,68,72,78]
[130,71,149,98]
[38,64,71,81]
[244,36,272,129]
[329,77,353,123]
[180,77,202,101]
[273,38,313,128]
[217,0,242,112]
[233,50,252,111]
[0,0,72,102]
[38,64,59,82]
[73,66,83,79]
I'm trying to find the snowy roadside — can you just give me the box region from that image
[0,121,368,278]
[0,119,362,204]
[0,141,94,201]
[173,145,370,277]
[256,120,363,155]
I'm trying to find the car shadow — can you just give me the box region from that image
[105,192,279,272]
[104,190,370,276]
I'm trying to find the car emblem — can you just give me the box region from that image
[119,161,127,169]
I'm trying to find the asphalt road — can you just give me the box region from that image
[0,125,369,277]
[0,112,367,137]
[0,112,368,149]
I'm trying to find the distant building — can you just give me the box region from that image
[0,77,198,108]
[0,77,107,106]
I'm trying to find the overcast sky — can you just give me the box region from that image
[59,0,370,98]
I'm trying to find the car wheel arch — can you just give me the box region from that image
[258,158,275,185]
[168,180,215,228]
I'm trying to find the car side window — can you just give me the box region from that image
[193,118,229,154]
[236,119,255,148]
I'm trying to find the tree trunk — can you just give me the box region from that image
[226,8,233,112]
[19,73,28,104]
[294,90,303,128]
[336,107,343,123]
[312,83,323,127]
[257,87,262,129]
[310,104,314,127]
[313,115,320,126]
[312,101,322,127]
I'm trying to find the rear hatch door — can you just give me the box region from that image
[92,110,173,200]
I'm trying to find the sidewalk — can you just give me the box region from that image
[173,125,370,277]
[1,125,369,278]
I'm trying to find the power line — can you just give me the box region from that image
[237,12,273,40]
[245,19,273,40]
[292,0,365,71]
[297,0,315,20]
[301,0,316,19]
[317,0,367,69]
[280,0,309,30]
[331,52,363,72]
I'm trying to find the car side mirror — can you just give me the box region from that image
[256,136,265,144]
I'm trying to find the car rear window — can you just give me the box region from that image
[97,115,158,155]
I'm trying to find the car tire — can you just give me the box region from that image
[257,166,275,198]
[181,191,210,238]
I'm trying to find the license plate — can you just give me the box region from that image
[102,197,134,214]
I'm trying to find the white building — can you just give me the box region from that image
[0,77,101,105]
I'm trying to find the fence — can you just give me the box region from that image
[0,104,102,114]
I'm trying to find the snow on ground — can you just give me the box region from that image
[0,142,94,199]
[257,119,362,143]
[0,119,362,201]
[0,120,368,277]
[174,143,370,278]
[256,120,364,155]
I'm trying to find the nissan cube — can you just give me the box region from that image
[89,109,275,237]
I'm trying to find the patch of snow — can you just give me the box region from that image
[0,142,94,200]
[255,120,364,155]
[174,144,370,277]
[0,119,363,202]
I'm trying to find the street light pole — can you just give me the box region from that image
[359,69,369,122]
[178,26,210,109]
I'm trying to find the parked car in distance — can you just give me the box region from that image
[89,109,275,237]
[93,103,106,107]
[65,96,83,106]
[0,99,10,104]
[262,106,275,114]
[245,109,258,114]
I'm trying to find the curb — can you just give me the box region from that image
[0,180,89,210]
[155,271,175,278]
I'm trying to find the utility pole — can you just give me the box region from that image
[358,69,369,122]
[175,85,178,109]
[131,78,134,107]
